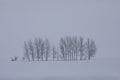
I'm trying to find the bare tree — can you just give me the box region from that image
[66,36,72,61]
[34,38,42,61]
[52,45,57,61]
[28,40,34,61]
[40,41,45,61]
[72,36,79,60]
[44,39,50,61]
[85,39,96,60]
[34,38,39,61]
[24,41,30,61]
[78,37,85,60]
[59,37,68,61]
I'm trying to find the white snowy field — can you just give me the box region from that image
[0,0,120,80]
[0,58,120,80]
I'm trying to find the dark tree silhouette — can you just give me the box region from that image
[79,37,85,60]
[24,41,30,61]
[52,45,57,61]
[44,39,50,61]
[23,36,96,62]
[85,39,96,60]
[28,40,34,61]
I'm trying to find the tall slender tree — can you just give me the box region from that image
[24,41,30,61]
[28,40,34,61]
[79,37,85,60]
[44,39,50,61]
[34,38,42,61]
[52,45,57,61]
[85,39,96,60]
[40,41,45,61]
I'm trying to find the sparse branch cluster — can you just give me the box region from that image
[23,36,96,61]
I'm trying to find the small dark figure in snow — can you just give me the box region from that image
[11,56,18,61]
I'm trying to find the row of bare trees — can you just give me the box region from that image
[24,38,50,61]
[23,36,96,61]
[59,36,96,61]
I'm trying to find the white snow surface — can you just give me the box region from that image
[0,58,120,80]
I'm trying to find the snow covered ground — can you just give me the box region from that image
[0,0,120,80]
[0,58,120,80]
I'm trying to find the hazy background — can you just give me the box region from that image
[0,0,120,60]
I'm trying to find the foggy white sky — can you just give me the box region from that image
[0,0,120,60]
